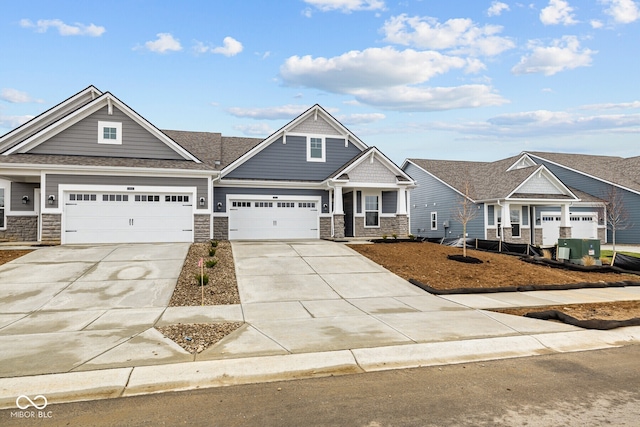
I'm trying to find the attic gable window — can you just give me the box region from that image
[98,121,122,145]
[307,136,325,162]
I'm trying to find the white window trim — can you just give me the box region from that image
[98,121,122,145]
[363,192,381,228]
[0,181,7,230]
[431,212,438,230]
[510,207,521,238]
[306,136,326,162]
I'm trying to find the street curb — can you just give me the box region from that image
[1,329,640,410]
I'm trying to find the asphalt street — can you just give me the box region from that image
[5,344,639,427]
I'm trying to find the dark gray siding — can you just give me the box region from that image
[45,174,208,209]
[382,191,397,213]
[30,106,185,160]
[225,136,361,181]
[11,182,39,212]
[535,159,640,243]
[214,187,330,214]
[404,163,484,239]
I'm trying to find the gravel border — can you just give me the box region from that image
[156,322,243,354]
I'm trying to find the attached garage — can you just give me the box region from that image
[228,197,320,240]
[541,212,598,246]
[63,190,194,244]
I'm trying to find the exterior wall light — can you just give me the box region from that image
[22,195,29,204]
[48,195,56,205]
[199,197,206,207]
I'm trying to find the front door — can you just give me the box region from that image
[343,191,354,237]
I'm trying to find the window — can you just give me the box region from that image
[510,208,520,238]
[255,202,273,208]
[135,195,160,202]
[365,195,379,227]
[431,212,437,230]
[98,121,122,145]
[487,205,495,226]
[277,202,295,208]
[69,193,97,201]
[497,210,502,237]
[307,137,325,162]
[0,188,4,228]
[165,195,189,203]
[102,194,129,202]
[298,202,315,208]
[232,201,251,208]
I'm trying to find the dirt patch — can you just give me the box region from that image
[348,242,637,290]
[0,250,32,266]
[349,241,640,325]
[495,301,640,321]
[169,241,240,306]
[156,322,243,354]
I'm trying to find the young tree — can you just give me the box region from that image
[453,180,479,258]
[604,185,632,252]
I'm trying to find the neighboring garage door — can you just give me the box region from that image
[64,191,193,244]
[541,212,597,246]
[228,198,319,240]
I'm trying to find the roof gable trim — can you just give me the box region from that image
[507,165,578,200]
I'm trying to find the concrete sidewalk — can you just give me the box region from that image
[2,240,640,410]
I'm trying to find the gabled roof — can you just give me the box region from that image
[3,91,201,163]
[0,85,102,153]
[221,104,367,178]
[525,151,640,194]
[405,156,577,202]
[327,146,415,185]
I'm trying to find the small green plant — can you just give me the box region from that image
[205,259,217,268]
[209,248,216,257]
[408,234,416,241]
[382,234,388,240]
[195,273,209,286]
[211,240,218,248]
[392,233,398,239]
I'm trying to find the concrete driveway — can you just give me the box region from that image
[0,243,190,377]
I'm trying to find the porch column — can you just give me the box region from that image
[334,185,344,215]
[396,187,407,215]
[501,203,512,241]
[559,203,572,239]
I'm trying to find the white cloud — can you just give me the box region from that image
[20,18,105,36]
[281,47,468,93]
[429,109,640,138]
[579,101,640,110]
[540,0,578,25]
[382,14,514,56]
[0,114,34,129]
[336,113,386,125]
[350,85,509,112]
[304,0,385,13]
[232,123,274,136]
[142,33,182,53]
[511,36,595,76]
[0,88,43,104]
[590,19,604,28]
[601,0,640,23]
[227,105,309,120]
[487,1,510,16]
[212,37,243,57]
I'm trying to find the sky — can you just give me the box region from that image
[1,0,639,165]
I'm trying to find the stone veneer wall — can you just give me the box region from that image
[354,216,403,238]
[320,217,331,239]
[213,216,228,240]
[597,228,606,244]
[534,228,543,246]
[41,213,61,244]
[559,226,572,239]
[194,214,210,243]
[0,216,38,242]
[333,214,345,239]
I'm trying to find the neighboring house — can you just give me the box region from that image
[403,154,607,246]
[0,86,414,244]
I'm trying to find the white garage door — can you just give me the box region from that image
[64,191,193,244]
[541,212,597,246]
[228,198,319,240]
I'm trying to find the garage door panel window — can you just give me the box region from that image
[232,201,251,208]
[165,195,189,203]
[277,202,295,208]
[135,195,160,202]
[69,194,97,201]
[365,195,379,228]
[255,202,273,207]
[102,194,129,202]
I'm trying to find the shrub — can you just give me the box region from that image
[211,240,218,248]
[209,248,216,257]
[205,259,217,268]
[392,233,398,239]
[582,255,596,266]
[408,234,416,241]
[195,273,209,286]
[382,234,388,240]
[542,249,552,259]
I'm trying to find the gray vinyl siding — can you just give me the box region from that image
[535,159,640,243]
[45,174,208,210]
[10,182,39,212]
[225,136,362,181]
[214,187,330,214]
[403,163,484,239]
[29,106,185,160]
[382,191,397,214]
